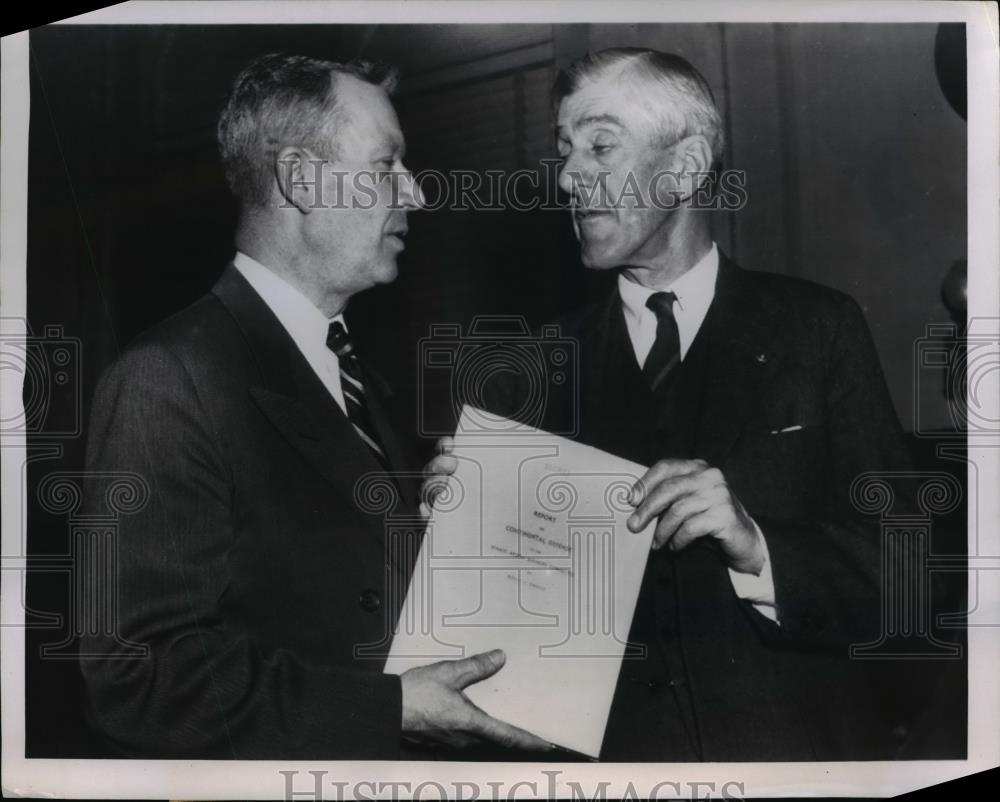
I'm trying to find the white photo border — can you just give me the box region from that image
[2,1,998,798]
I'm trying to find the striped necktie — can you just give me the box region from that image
[326,321,391,470]
[642,291,681,392]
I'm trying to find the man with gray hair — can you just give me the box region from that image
[81,53,550,759]
[428,47,912,760]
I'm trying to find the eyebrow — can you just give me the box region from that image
[557,113,626,134]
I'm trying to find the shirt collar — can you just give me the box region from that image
[618,243,719,324]
[232,251,345,349]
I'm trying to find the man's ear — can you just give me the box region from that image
[670,135,714,202]
[274,146,323,213]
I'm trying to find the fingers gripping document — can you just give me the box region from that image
[384,406,655,758]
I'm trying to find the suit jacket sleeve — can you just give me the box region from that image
[80,343,403,759]
[753,295,914,648]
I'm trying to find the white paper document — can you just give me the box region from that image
[384,406,655,758]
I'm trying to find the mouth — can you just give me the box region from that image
[573,208,614,225]
[386,229,408,246]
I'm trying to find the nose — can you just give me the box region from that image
[557,151,588,198]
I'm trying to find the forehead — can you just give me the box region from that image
[556,74,662,135]
[332,74,403,150]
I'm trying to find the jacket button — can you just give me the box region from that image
[359,589,382,612]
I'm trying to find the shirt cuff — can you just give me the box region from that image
[728,519,779,624]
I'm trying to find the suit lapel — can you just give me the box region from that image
[694,254,787,466]
[212,265,413,536]
[577,288,663,465]
[362,361,421,510]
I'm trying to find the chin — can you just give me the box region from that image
[579,245,622,271]
[372,259,399,285]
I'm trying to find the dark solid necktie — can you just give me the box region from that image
[642,291,681,392]
[326,321,391,470]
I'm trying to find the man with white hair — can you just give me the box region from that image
[428,48,912,760]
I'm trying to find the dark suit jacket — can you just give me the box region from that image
[484,253,914,761]
[80,265,420,759]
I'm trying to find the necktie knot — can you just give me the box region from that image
[646,291,678,321]
[326,321,354,359]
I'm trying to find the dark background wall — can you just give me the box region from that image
[23,22,967,758]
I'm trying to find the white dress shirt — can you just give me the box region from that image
[233,251,348,416]
[617,244,779,623]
